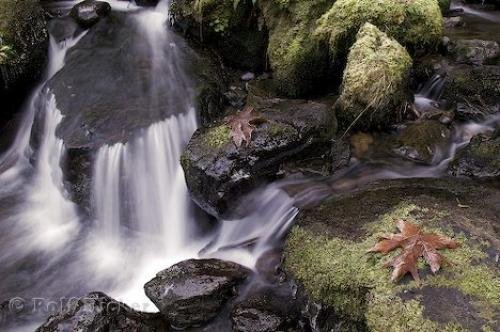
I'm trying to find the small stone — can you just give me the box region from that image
[241,72,256,81]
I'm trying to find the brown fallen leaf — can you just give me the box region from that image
[224,106,267,147]
[368,219,459,282]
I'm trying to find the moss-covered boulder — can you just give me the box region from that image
[181,82,337,217]
[0,0,48,126]
[449,134,500,178]
[284,178,499,331]
[258,0,334,97]
[395,121,451,164]
[315,0,443,57]
[170,0,268,71]
[336,23,413,130]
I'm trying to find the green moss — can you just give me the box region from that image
[315,0,443,56]
[203,125,231,148]
[397,121,450,162]
[259,0,334,97]
[285,201,499,331]
[338,23,412,130]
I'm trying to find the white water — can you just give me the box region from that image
[1,1,499,330]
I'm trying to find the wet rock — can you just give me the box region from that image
[395,121,451,164]
[70,0,111,28]
[446,39,500,65]
[181,80,336,217]
[46,12,225,210]
[36,292,168,332]
[170,0,268,72]
[144,259,250,329]
[47,16,81,44]
[284,178,500,331]
[441,64,500,119]
[231,285,301,332]
[449,135,500,178]
[444,16,464,28]
[0,0,48,128]
[336,23,413,130]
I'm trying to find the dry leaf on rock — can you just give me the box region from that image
[224,106,267,147]
[368,219,459,282]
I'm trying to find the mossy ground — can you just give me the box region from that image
[338,23,412,130]
[284,180,499,331]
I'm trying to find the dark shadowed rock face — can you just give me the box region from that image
[45,11,225,211]
[231,285,301,332]
[144,259,250,329]
[70,0,112,28]
[35,292,169,332]
[182,81,336,218]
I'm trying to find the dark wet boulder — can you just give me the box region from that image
[336,23,413,130]
[284,178,500,331]
[0,0,48,128]
[144,259,250,329]
[181,81,336,217]
[171,0,268,72]
[36,292,168,332]
[446,39,500,65]
[394,121,451,164]
[69,0,111,28]
[449,134,500,178]
[231,285,301,332]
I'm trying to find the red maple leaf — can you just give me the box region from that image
[224,106,267,147]
[368,219,459,282]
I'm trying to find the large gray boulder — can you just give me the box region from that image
[144,259,250,329]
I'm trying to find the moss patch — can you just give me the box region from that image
[284,180,499,331]
[337,23,412,130]
[259,0,334,97]
[202,125,232,148]
[315,0,443,56]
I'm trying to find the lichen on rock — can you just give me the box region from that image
[336,23,413,130]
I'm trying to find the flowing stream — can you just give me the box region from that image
[0,0,499,330]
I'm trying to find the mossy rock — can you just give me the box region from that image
[440,64,500,118]
[337,23,413,130]
[0,0,48,125]
[284,178,499,331]
[395,121,451,164]
[181,92,336,217]
[449,135,500,178]
[171,0,268,71]
[258,0,335,97]
[315,0,443,57]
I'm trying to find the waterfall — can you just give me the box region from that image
[414,74,446,114]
